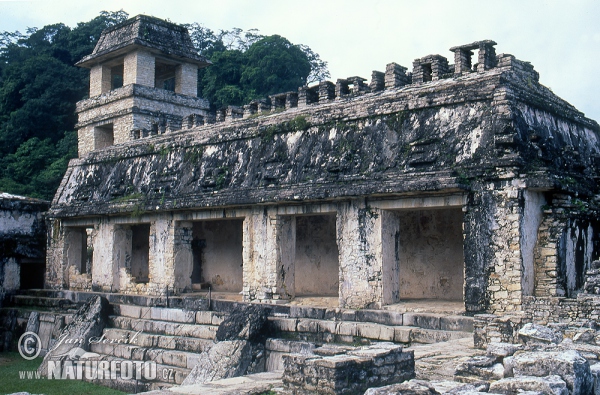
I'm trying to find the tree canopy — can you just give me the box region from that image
[185,24,329,108]
[0,12,330,200]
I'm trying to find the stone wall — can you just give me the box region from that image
[294,215,339,296]
[192,219,244,292]
[0,193,49,301]
[282,343,414,395]
[396,208,464,300]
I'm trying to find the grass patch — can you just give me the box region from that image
[0,352,125,395]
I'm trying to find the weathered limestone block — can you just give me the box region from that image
[486,342,524,358]
[283,343,414,395]
[506,350,592,395]
[518,323,562,345]
[181,339,264,385]
[489,375,568,395]
[454,355,504,383]
[38,296,109,376]
[215,305,268,341]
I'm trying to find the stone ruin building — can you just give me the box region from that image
[1,14,600,395]
[42,14,600,318]
[0,193,48,302]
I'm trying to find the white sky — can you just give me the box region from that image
[1,0,599,122]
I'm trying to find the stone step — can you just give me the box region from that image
[89,342,203,370]
[10,295,79,310]
[109,315,218,340]
[101,328,214,353]
[268,316,472,344]
[112,303,225,325]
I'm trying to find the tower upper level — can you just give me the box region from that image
[77,15,210,97]
[75,15,211,157]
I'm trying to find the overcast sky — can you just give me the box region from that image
[1,0,599,122]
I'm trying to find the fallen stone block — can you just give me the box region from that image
[486,342,524,358]
[454,355,504,383]
[508,350,592,395]
[488,375,568,395]
[518,323,562,345]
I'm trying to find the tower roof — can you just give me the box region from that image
[76,15,210,68]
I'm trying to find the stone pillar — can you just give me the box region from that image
[242,208,279,301]
[318,81,336,102]
[298,86,318,108]
[173,221,193,292]
[175,63,198,97]
[534,210,567,297]
[464,183,528,314]
[124,50,155,87]
[275,216,296,300]
[45,220,67,290]
[336,199,390,309]
[453,48,473,74]
[91,221,120,292]
[335,79,349,97]
[370,70,385,92]
[477,42,497,72]
[285,92,298,109]
[89,65,111,97]
[385,63,409,89]
[113,225,133,292]
[149,215,176,295]
[381,210,401,305]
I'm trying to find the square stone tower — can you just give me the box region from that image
[75,15,211,156]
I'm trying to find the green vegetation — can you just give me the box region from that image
[0,352,125,395]
[186,24,329,109]
[0,11,129,200]
[0,12,329,200]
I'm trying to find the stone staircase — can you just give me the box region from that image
[2,290,475,393]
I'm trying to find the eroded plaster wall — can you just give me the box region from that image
[396,208,464,300]
[294,215,339,296]
[192,219,243,292]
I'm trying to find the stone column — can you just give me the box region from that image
[124,50,155,87]
[114,225,134,293]
[175,63,198,97]
[89,65,111,97]
[91,220,120,292]
[336,199,391,309]
[380,210,401,305]
[275,216,296,300]
[45,220,68,290]
[149,214,176,295]
[464,183,529,314]
[173,221,193,292]
[242,207,279,301]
